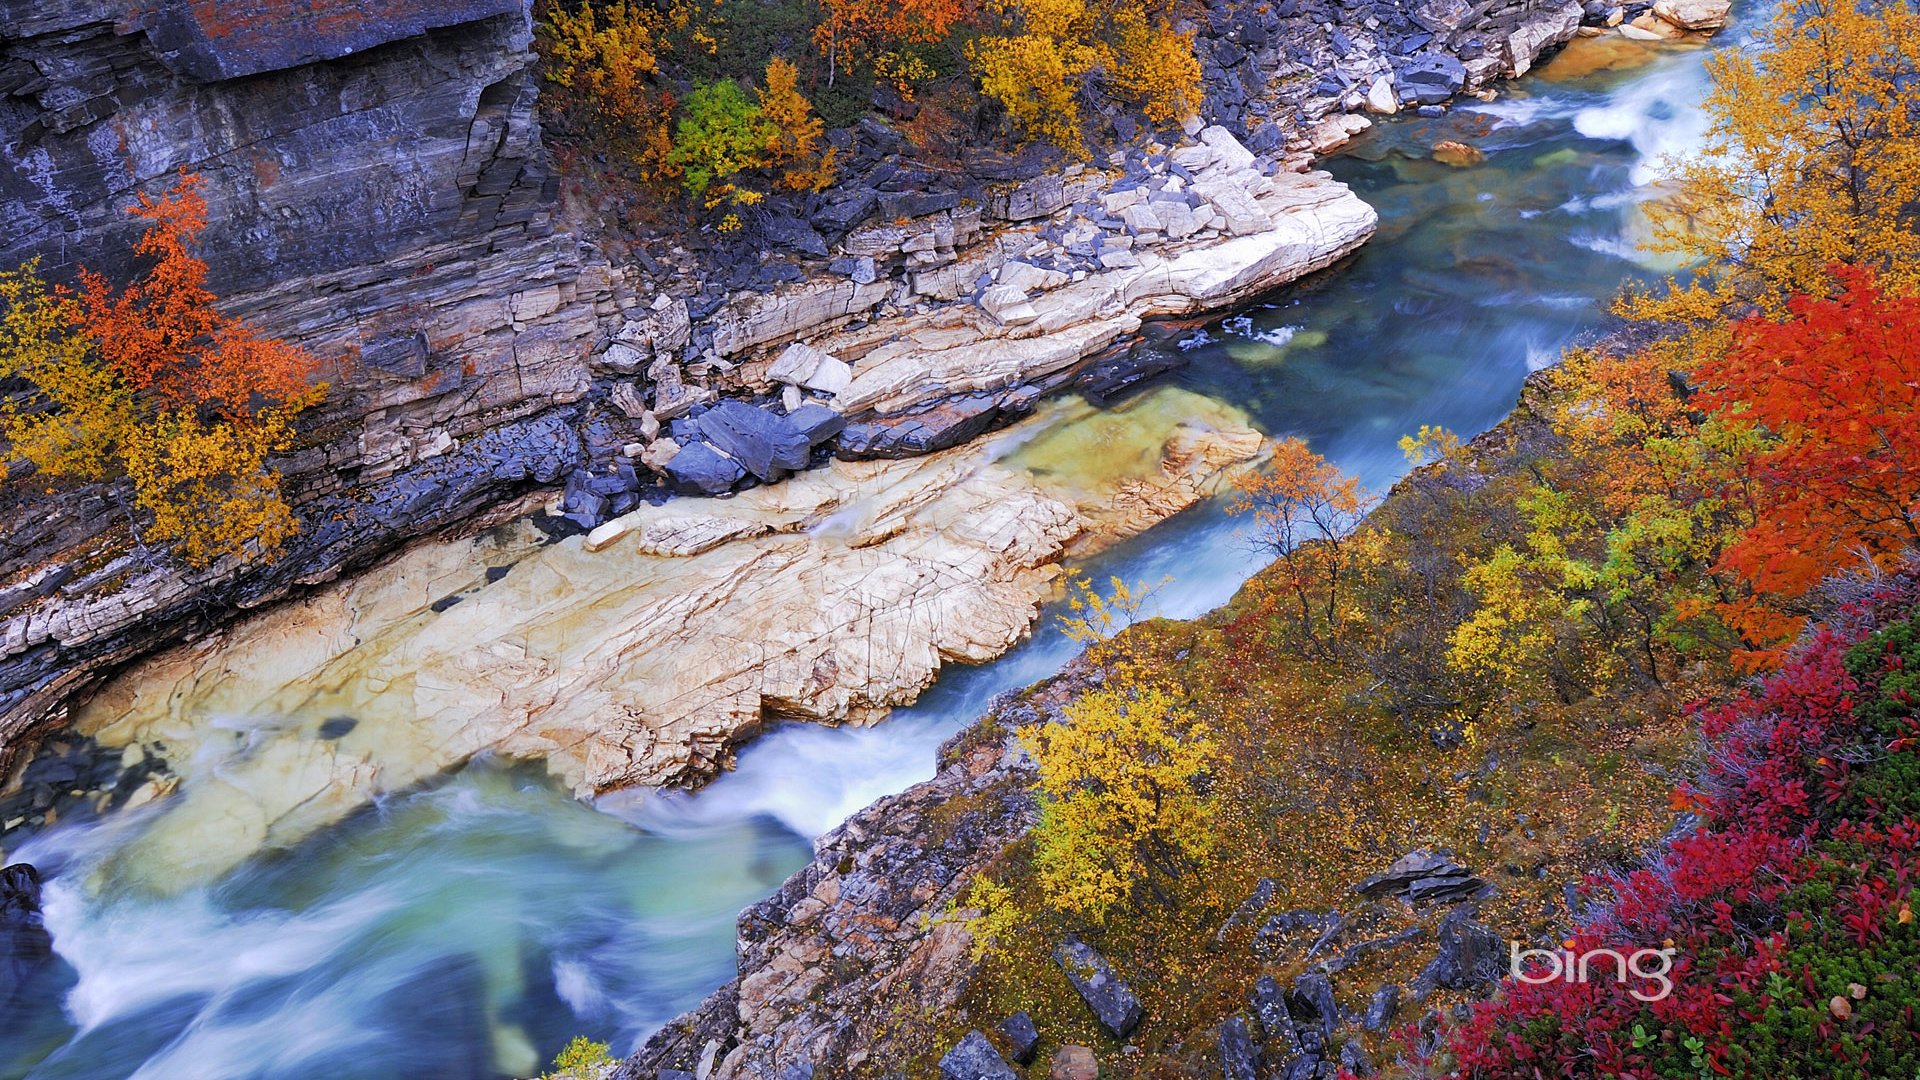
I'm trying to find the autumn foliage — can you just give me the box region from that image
[1700,269,1920,600]
[813,0,970,86]
[0,173,323,567]
[968,0,1202,153]
[1634,0,1920,329]
[1432,585,1920,1080]
[1227,437,1379,657]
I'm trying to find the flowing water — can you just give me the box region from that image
[1,28,1736,1080]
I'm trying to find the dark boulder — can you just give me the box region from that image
[939,1030,1018,1080]
[1363,984,1401,1032]
[1290,971,1342,1037]
[1219,1015,1259,1080]
[694,400,811,481]
[836,394,1007,459]
[1054,937,1145,1039]
[1249,975,1300,1052]
[1355,850,1482,905]
[1423,907,1506,990]
[663,442,747,495]
[785,404,847,447]
[1395,53,1468,105]
[998,1011,1040,1065]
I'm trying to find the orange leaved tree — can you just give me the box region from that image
[1228,438,1379,657]
[1700,268,1920,602]
[813,0,971,86]
[1,172,324,567]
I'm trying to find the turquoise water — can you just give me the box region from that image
[1,29,1734,1080]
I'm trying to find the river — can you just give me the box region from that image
[0,27,1727,1080]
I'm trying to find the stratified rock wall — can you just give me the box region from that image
[0,0,614,758]
[1,0,609,515]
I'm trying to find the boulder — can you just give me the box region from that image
[1189,177,1272,236]
[1199,126,1257,170]
[1397,53,1467,104]
[1356,850,1471,898]
[1504,0,1584,76]
[767,342,853,396]
[1423,907,1506,989]
[979,284,1040,326]
[1219,1015,1260,1080]
[662,441,747,495]
[1365,74,1399,114]
[1653,0,1729,29]
[836,394,1008,459]
[940,1030,1018,1080]
[1055,937,1145,1039]
[1250,974,1300,1050]
[1290,971,1341,1036]
[1050,1045,1099,1080]
[785,404,846,447]
[1,863,52,1007]
[998,1012,1041,1065]
[693,400,811,481]
[1362,985,1400,1032]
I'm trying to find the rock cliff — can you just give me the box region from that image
[0,0,614,763]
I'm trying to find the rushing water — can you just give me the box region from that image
[2,30,1733,1080]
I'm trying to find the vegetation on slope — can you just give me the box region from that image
[884,0,1920,1074]
[532,0,1205,220]
[0,173,326,568]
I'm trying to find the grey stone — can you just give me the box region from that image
[1424,907,1506,990]
[1250,975,1300,1051]
[1054,937,1145,1039]
[1290,971,1340,1035]
[836,395,1006,459]
[785,404,846,447]
[1355,850,1473,899]
[662,442,746,495]
[939,1030,1017,1080]
[1219,1015,1259,1080]
[1362,985,1400,1032]
[693,401,810,481]
[998,1012,1040,1065]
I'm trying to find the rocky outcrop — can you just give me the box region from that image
[0,861,50,1009]
[0,0,615,768]
[612,690,1048,1080]
[61,389,1264,885]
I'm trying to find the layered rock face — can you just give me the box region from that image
[0,0,612,759]
[0,0,1586,783]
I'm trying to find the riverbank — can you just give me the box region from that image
[611,358,1703,1079]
